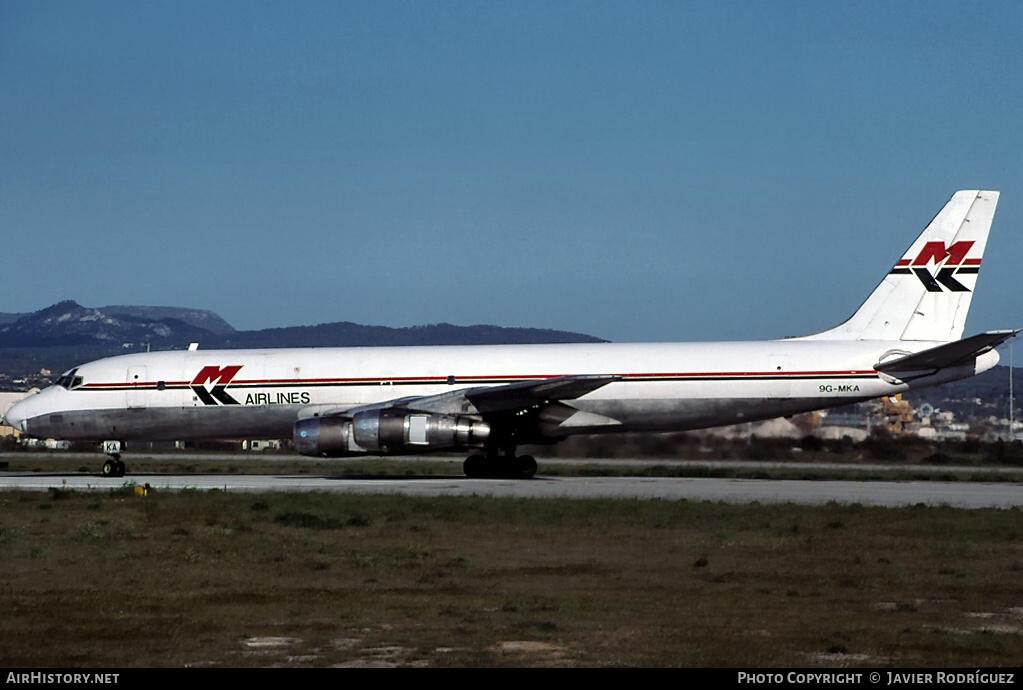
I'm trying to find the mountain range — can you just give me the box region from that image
[0,302,232,349]
[0,301,605,388]
[0,301,603,349]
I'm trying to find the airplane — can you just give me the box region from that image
[2,190,1015,479]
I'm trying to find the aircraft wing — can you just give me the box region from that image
[444,374,620,414]
[875,330,1018,374]
[384,374,619,415]
[302,374,620,419]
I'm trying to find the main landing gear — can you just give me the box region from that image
[463,452,537,479]
[102,440,127,478]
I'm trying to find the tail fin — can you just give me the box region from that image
[800,190,999,342]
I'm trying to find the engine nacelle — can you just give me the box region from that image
[294,410,491,457]
[294,416,359,457]
[352,409,491,453]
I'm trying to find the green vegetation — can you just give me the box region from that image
[0,488,1020,667]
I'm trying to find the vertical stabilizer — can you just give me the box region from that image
[800,190,999,342]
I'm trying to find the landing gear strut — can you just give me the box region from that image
[102,440,127,478]
[463,452,537,479]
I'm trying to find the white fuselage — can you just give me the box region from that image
[3,339,997,445]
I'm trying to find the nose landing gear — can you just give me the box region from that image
[102,440,127,478]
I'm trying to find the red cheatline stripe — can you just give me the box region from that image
[622,370,876,379]
[76,370,880,390]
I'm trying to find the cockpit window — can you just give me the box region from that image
[56,368,84,390]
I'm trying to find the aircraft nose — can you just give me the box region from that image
[2,392,40,435]
[2,401,25,433]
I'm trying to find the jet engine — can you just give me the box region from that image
[294,416,356,457]
[294,409,491,457]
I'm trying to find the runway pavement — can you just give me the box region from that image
[1,471,1021,508]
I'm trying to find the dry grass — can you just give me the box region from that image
[1,488,1021,667]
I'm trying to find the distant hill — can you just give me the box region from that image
[0,301,219,349]
[202,321,605,349]
[99,305,236,335]
[0,301,603,350]
[0,301,605,390]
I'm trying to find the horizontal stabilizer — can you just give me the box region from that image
[875,330,1018,373]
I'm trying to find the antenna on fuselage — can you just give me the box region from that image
[188,342,199,351]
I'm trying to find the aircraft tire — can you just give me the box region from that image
[463,454,486,478]
[465,453,536,479]
[103,459,127,477]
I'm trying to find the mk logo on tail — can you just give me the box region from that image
[888,240,981,292]
[191,365,243,405]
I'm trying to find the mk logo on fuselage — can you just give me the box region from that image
[191,365,243,405]
[888,240,980,292]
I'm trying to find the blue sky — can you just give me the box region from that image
[2,0,1021,342]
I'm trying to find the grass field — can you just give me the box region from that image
[1,486,1020,667]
